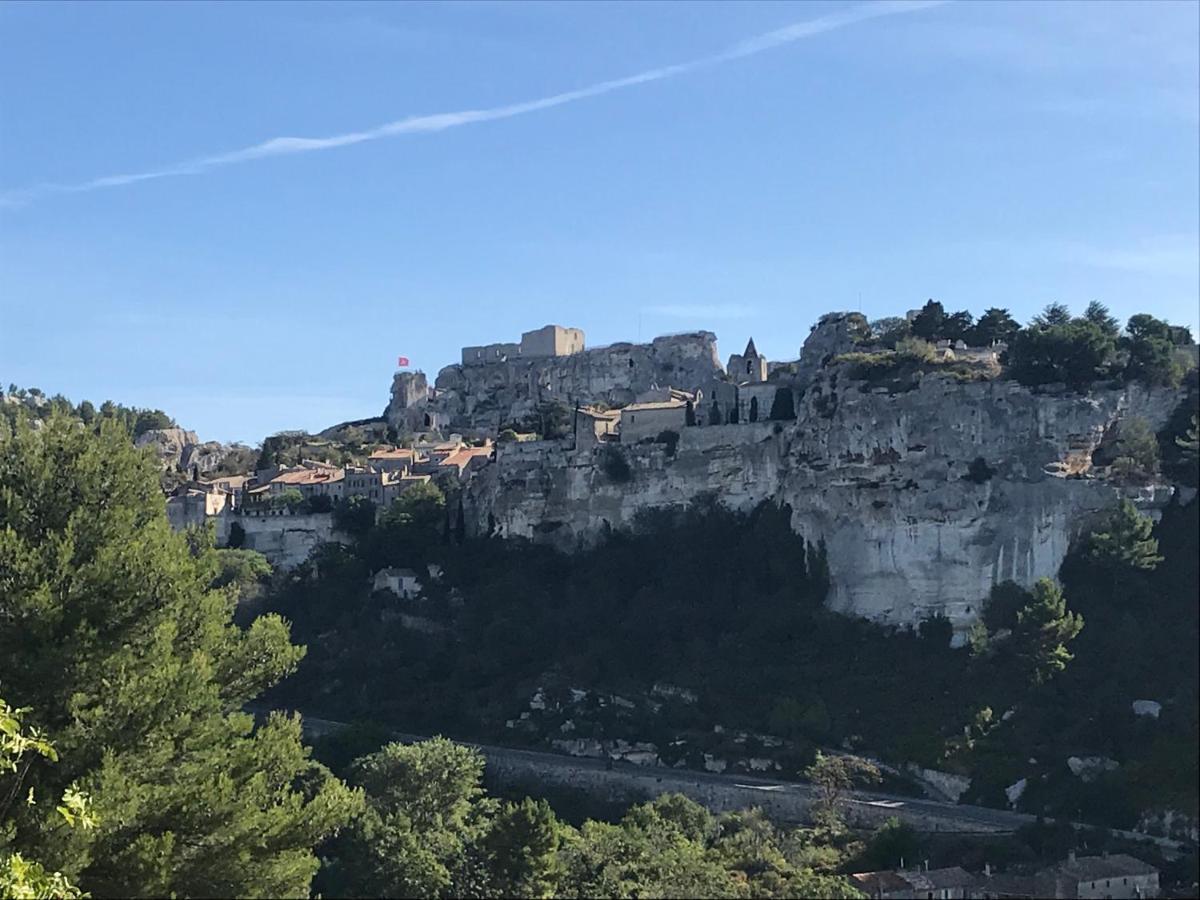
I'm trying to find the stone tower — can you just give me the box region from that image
[727,338,768,383]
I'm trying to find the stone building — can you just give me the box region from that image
[461,324,585,366]
[372,567,421,599]
[574,407,620,450]
[618,400,688,443]
[368,447,419,474]
[727,337,769,383]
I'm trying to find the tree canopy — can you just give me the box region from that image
[0,415,361,897]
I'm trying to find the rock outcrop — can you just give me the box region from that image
[462,372,1183,639]
[136,427,246,477]
[385,332,724,434]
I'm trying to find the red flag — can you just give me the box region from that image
[397,356,410,367]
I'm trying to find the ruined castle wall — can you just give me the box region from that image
[427,332,724,433]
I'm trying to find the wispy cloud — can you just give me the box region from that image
[1,0,945,208]
[645,304,757,320]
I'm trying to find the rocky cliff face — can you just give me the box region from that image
[135,427,244,476]
[462,372,1183,639]
[386,332,724,433]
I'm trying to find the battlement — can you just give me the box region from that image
[462,324,585,366]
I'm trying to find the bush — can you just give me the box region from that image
[656,430,680,457]
[1007,320,1116,390]
[599,447,632,482]
[965,457,996,484]
[227,520,246,549]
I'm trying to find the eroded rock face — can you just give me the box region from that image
[135,427,243,477]
[462,373,1182,636]
[388,333,724,433]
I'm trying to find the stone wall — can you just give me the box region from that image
[212,512,347,568]
[393,332,724,434]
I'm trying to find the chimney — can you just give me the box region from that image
[1068,849,1076,864]
[984,863,992,878]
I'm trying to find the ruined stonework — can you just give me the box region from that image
[392,332,724,433]
[462,373,1183,639]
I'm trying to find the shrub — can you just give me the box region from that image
[965,457,996,484]
[656,430,680,457]
[599,447,632,482]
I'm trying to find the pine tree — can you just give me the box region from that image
[1084,499,1163,571]
[1013,579,1084,684]
[0,415,361,897]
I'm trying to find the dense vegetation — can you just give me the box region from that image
[856,301,1196,393]
[262,392,1199,835]
[315,738,863,899]
[1,384,175,439]
[0,416,361,897]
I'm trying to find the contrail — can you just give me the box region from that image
[1,0,945,207]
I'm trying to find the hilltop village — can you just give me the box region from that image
[151,306,1196,644]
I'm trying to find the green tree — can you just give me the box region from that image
[333,494,378,538]
[0,416,360,897]
[805,753,881,832]
[1,697,92,900]
[855,817,923,871]
[210,548,272,599]
[333,738,495,898]
[1013,579,1084,684]
[381,480,446,533]
[1083,499,1163,572]
[1007,319,1116,390]
[909,300,945,341]
[1123,314,1183,386]
[227,519,246,549]
[941,310,975,343]
[481,797,563,899]
[1032,302,1072,328]
[970,307,1020,346]
[1106,417,1160,484]
[1084,301,1120,338]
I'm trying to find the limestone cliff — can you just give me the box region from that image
[462,372,1183,638]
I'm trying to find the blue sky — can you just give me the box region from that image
[1,0,1197,443]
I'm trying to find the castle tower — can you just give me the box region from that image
[727,338,768,383]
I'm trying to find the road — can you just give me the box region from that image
[251,705,1080,837]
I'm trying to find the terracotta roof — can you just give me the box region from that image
[439,447,492,469]
[369,448,417,460]
[270,468,344,486]
[578,406,620,420]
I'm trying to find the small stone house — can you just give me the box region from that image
[373,567,421,600]
[1048,852,1159,899]
[574,407,620,450]
[618,400,687,443]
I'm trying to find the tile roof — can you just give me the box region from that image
[849,870,912,894]
[270,468,344,486]
[621,400,687,412]
[369,448,417,460]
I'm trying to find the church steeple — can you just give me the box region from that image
[744,338,759,358]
